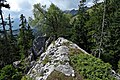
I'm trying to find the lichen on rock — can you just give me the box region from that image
[27,37,87,80]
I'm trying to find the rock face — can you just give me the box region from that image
[32,36,46,56]
[13,61,21,68]
[27,37,88,80]
[111,70,120,80]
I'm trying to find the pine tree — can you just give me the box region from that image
[102,0,120,69]
[97,0,107,58]
[18,14,34,59]
[71,0,89,51]
[8,14,14,39]
[5,14,15,42]
[85,1,106,57]
[18,14,27,59]
[26,24,34,48]
[0,0,10,40]
[0,0,18,68]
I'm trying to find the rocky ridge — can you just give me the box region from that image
[27,37,88,80]
[13,37,120,80]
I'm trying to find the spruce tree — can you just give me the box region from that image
[26,24,34,48]
[18,14,34,59]
[71,0,89,51]
[0,0,18,68]
[0,0,10,40]
[18,14,27,59]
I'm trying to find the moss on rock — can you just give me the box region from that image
[47,70,83,80]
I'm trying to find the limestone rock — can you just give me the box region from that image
[13,61,21,68]
[33,36,46,56]
[27,37,88,80]
[111,70,120,80]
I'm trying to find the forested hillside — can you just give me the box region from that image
[0,0,120,80]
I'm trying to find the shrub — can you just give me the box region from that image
[117,60,120,74]
[70,52,116,80]
[0,65,22,80]
[21,75,32,80]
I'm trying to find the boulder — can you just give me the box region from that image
[13,61,21,68]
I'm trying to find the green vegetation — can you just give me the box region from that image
[118,61,120,74]
[0,4,34,80]
[18,14,34,59]
[0,0,120,79]
[7,0,120,70]
[42,55,50,65]
[29,3,71,39]
[21,75,32,80]
[70,51,116,80]
[0,65,22,80]
[47,71,83,80]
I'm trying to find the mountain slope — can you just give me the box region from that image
[22,37,116,80]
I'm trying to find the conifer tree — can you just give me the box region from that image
[5,14,15,41]
[26,24,34,48]
[96,0,107,58]
[18,14,27,59]
[102,0,120,69]
[0,0,10,40]
[8,14,14,39]
[71,0,89,51]
[0,0,17,68]
[18,14,34,59]
[85,1,106,57]
[30,3,70,39]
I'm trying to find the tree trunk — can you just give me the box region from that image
[98,0,106,58]
[8,14,13,39]
[0,9,7,41]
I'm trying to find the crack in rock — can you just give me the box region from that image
[27,37,88,80]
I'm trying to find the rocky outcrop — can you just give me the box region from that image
[13,61,21,68]
[27,37,88,80]
[111,70,120,80]
[13,36,120,80]
[32,36,46,57]
[12,36,47,73]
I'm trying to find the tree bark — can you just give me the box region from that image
[0,9,7,41]
[98,0,106,58]
[8,14,13,39]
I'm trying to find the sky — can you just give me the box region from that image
[2,0,102,30]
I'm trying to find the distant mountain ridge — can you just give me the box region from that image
[64,9,78,15]
[12,27,40,37]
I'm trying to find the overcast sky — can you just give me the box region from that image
[2,0,102,29]
[3,0,97,18]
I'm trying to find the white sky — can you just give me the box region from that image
[3,0,103,19]
[5,0,79,12]
[3,0,104,18]
[2,0,103,29]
